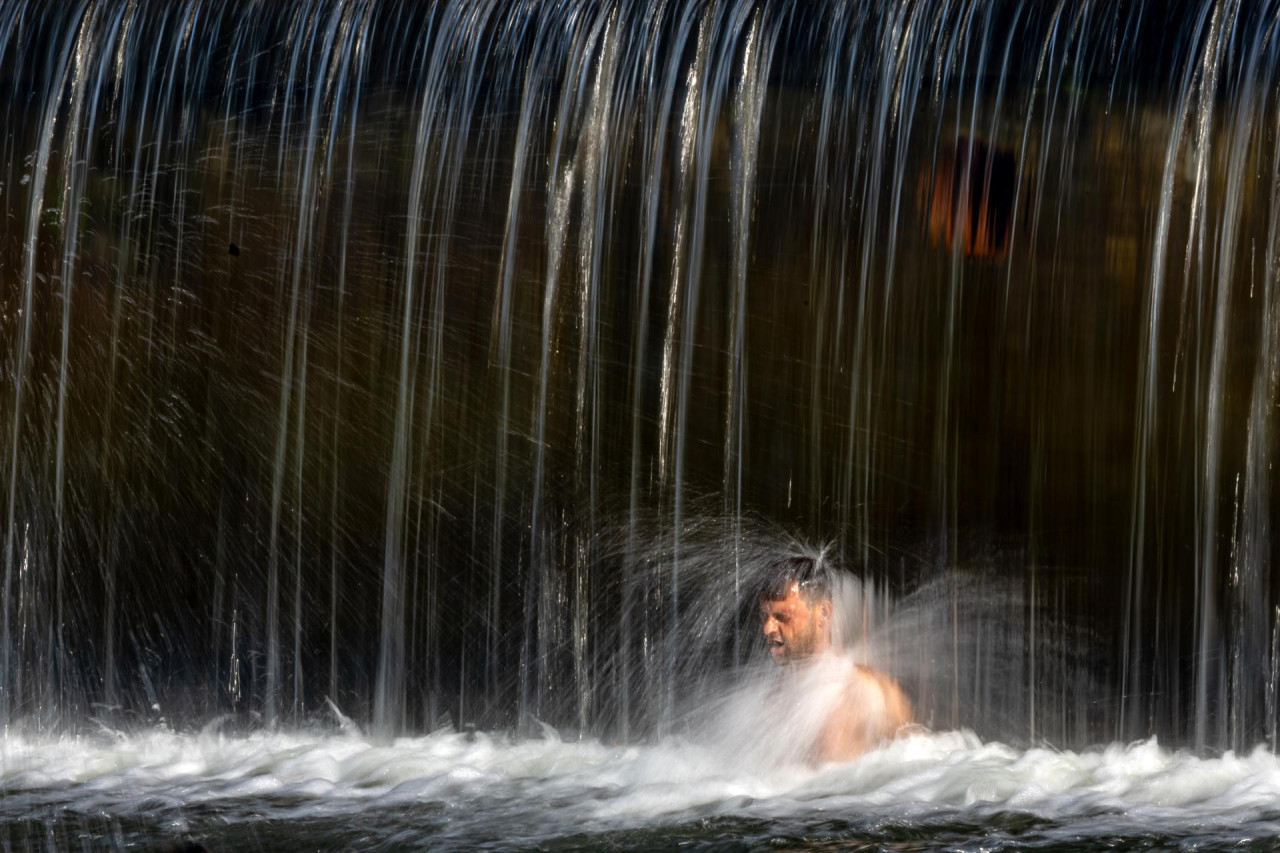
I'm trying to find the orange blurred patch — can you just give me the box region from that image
[921,137,1016,259]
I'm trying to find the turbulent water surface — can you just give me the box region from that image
[4,728,1279,851]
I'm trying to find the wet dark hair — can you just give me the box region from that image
[758,552,834,603]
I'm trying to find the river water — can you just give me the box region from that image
[4,728,1279,851]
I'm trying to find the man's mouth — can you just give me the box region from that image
[768,638,785,655]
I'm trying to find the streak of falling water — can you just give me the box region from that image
[375,2,456,738]
[571,7,620,736]
[1217,3,1280,751]
[101,0,145,715]
[1190,0,1238,752]
[521,49,576,731]
[805,4,847,531]
[414,6,459,731]
[664,0,724,733]
[847,0,932,562]
[1123,0,1215,740]
[491,0,534,728]
[650,0,709,732]
[495,6,554,733]
[1271,606,1280,751]
[410,0,477,732]
[624,0,687,740]
[267,0,353,729]
[327,0,373,711]
[1245,65,1280,754]
[4,0,88,727]
[724,9,769,665]
[936,0,1000,730]
[53,0,125,719]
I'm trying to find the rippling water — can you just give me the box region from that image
[4,727,1279,851]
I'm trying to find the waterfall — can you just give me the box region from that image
[1,0,1279,751]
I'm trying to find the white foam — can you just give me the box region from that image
[1,725,1278,836]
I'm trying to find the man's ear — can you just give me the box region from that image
[817,599,833,625]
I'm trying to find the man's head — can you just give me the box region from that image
[758,554,835,665]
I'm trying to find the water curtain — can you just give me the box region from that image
[1,0,1278,752]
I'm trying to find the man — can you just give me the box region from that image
[758,554,914,762]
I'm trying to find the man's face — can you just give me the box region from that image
[759,583,831,664]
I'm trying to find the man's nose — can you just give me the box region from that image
[762,616,776,635]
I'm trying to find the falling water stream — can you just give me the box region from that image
[3,0,1280,848]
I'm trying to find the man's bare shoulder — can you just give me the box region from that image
[812,660,916,763]
[847,663,914,731]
